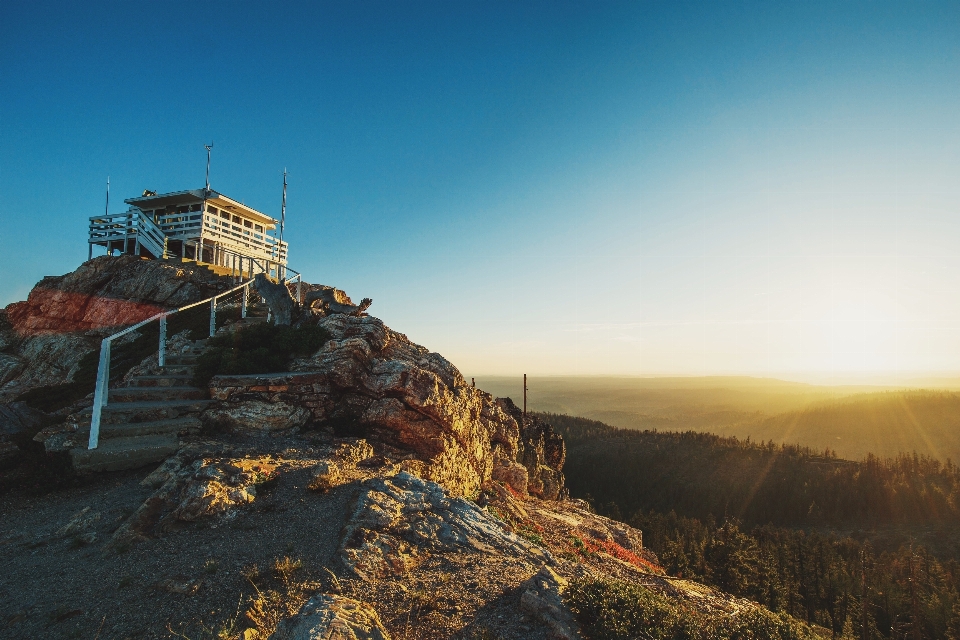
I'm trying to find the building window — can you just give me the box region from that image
[220,211,230,220]
[254,224,263,232]
[208,206,219,215]
[244,220,253,228]
[232,215,241,224]
[189,204,201,212]
[177,206,188,214]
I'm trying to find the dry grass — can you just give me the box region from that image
[244,556,320,638]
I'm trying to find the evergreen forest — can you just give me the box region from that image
[545,413,960,638]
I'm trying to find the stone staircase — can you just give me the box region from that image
[69,341,213,472]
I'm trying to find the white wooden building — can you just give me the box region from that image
[88,188,289,279]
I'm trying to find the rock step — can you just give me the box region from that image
[70,434,180,472]
[78,416,202,440]
[128,374,195,387]
[159,364,194,375]
[77,399,214,424]
[165,354,199,365]
[109,386,208,402]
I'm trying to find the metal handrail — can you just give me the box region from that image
[87,277,258,450]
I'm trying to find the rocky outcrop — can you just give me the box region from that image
[208,313,564,498]
[0,256,229,400]
[111,445,285,544]
[498,398,567,500]
[254,273,298,326]
[302,286,372,318]
[340,472,551,580]
[269,594,391,640]
[4,255,226,335]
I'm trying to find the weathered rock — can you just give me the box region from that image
[254,273,298,326]
[0,401,46,440]
[1,256,229,399]
[203,398,311,435]
[340,472,551,580]
[308,439,375,492]
[55,506,102,539]
[113,450,279,544]
[210,313,563,498]
[269,594,390,640]
[4,255,225,335]
[0,353,23,386]
[303,286,372,317]
[498,398,567,500]
[519,566,581,640]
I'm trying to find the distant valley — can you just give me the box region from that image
[477,376,960,462]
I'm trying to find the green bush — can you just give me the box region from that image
[565,578,818,640]
[192,323,331,386]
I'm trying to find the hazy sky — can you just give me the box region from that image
[2,1,960,379]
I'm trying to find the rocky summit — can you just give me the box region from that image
[0,258,818,639]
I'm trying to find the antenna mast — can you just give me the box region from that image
[279,168,287,247]
[204,142,214,190]
[105,176,110,216]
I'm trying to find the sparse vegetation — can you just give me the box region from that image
[192,323,331,386]
[566,577,819,640]
[243,556,319,638]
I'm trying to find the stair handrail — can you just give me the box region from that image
[87,277,258,450]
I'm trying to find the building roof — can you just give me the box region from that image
[124,189,278,226]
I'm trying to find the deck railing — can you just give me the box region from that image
[86,270,304,450]
[90,208,288,268]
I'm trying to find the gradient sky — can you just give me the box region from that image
[2,1,960,379]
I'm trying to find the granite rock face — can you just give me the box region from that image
[209,313,565,498]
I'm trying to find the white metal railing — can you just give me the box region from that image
[87,270,307,450]
[88,278,243,449]
[183,241,299,284]
[91,208,289,268]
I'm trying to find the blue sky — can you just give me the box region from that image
[2,1,960,378]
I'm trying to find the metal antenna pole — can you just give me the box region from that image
[523,374,528,417]
[204,142,214,190]
[105,176,112,256]
[279,168,287,246]
[278,169,287,281]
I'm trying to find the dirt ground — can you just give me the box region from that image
[0,431,728,640]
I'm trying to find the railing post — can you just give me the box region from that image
[158,314,167,367]
[210,297,217,337]
[88,338,111,450]
[242,284,248,319]
[297,277,302,304]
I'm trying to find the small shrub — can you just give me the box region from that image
[192,323,331,386]
[244,556,319,638]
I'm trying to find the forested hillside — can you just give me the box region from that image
[742,391,960,462]
[546,413,960,638]
[478,377,960,462]
[545,412,960,528]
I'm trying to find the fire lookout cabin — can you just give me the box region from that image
[87,188,289,280]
